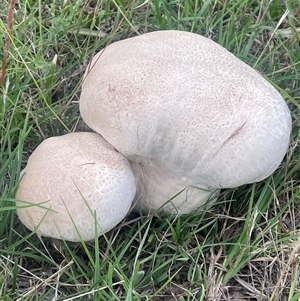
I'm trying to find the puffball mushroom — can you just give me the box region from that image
[80,30,292,213]
[16,132,136,242]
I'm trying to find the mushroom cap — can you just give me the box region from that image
[80,30,291,213]
[16,132,136,241]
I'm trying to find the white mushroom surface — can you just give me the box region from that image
[80,30,292,214]
[16,132,136,242]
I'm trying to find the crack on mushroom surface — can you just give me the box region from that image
[205,118,250,174]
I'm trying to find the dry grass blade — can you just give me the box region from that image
[269,234,300,301]
[63,281,125,301]
[0,0,16,86]
[15,260,74,301]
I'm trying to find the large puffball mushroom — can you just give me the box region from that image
[80,30,292,214]
[16,132,136,242]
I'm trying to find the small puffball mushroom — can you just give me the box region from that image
[80,30,292,214]
[16,132,136,242]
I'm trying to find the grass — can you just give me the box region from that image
[0,0,299,300]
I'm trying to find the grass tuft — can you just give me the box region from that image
[1,0,299,300]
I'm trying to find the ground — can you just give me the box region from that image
[0,0,299,300]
